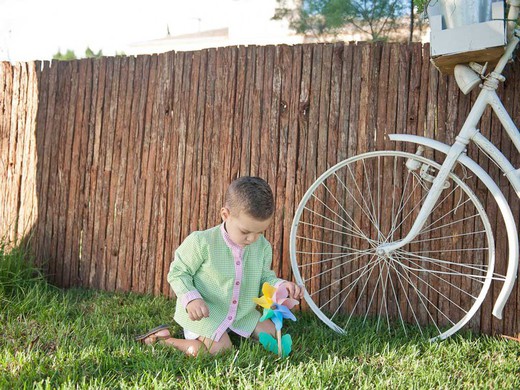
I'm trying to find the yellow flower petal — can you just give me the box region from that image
[253,295,273,309]
[262,282,276,299]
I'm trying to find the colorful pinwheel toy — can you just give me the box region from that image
[253,282,299,357]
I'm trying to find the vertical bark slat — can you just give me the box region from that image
[307,43,323,308]
[118,56,142,292]
[141,55,160,295]
[345,43,362,315]
[152,53,172,295]
[58,61,78,288]
[163,51,181,297]
[281,44,303,283]
[101,57,122,291]
[293,44,312,312]
[315,43,333,309]
[268,46,283,276]
[111,56,130,292]
[139,55,159,294]
[259,46,275,189]
[79,58,99,288]
[275,44,294,282]
[179,50,196,251]
[46,61,63,284]
[7,64,20,245]
[336,43,355,316]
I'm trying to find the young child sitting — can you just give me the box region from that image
[136,176,303,356]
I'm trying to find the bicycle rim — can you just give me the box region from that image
[290,151,495,341]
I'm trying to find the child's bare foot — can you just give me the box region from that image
[135,325,171,345]
[143,329,172,345]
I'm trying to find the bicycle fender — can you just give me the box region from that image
[388,133,519,319]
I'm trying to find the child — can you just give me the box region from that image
[136,176,303,356]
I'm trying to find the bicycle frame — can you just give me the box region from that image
[381,7,520,319]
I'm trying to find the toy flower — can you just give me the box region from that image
[254,282,299,330]
[259,305,296,331]
[254,282,299,311]
[253,282,299,357]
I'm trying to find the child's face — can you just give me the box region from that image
[221,207,272,247]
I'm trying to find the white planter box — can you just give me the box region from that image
[429,1,506,74]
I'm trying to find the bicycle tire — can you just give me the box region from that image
[290,151,495,341]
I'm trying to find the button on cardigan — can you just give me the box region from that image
[167,224,283,342]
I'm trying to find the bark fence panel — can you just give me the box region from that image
[1,43,519,336]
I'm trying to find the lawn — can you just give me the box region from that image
[1,244,519,389]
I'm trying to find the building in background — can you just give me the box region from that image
[127,0,429,55]
[127,0,303,55]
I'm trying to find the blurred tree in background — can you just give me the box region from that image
[273,0,424,42]
[53,49,77,61]
[53,47,106,60]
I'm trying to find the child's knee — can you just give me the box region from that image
[185,341,206,357]
[253,319,276,338]
[199,335,233,356]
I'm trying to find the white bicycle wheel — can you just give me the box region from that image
[290,151,495,341]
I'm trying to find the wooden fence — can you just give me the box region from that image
[1,42,519,336]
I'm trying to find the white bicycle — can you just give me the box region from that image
[290,0,520,341]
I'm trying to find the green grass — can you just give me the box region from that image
[1,245,519,389]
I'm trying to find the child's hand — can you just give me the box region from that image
[186,299,210,321]
[280,281,304,300]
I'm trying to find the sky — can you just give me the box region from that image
[0,0,264,62]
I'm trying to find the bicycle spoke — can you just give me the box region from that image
[392,251,477,308]
[344,164,381,231]
[387,178,464,242]
[419,197,475,233]
[297,220,379,245]
[416,213,483,236]
[379,261,391,332]
[408,229,487,244]
[387,255,443,334]
[410,247,489,254]
[308,191,373,244]
[361,158,383,242]
[393,251,481,300]
[296,249,375,267]
[335,169,385,240]
[377,156,383,242]
[387,170,421,242]
[364,259,384,324]
[396,247,489,275]
[387,258,421,336]
[387,255,455,329]
[304,250,375,290]
[295,234,374,253]
[342,256,380,328]
[326,255,380,320]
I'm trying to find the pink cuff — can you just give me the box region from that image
[181,290,203,308]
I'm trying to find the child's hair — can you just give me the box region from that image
[225,176,274,220]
